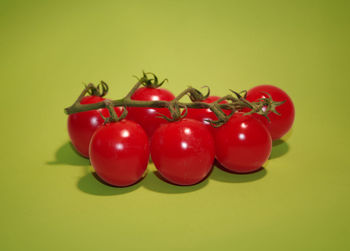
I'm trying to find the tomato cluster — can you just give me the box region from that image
[67,82,294,187]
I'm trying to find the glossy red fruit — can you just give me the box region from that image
[89,120,149,187]
[214,113,272,173]
[151,119,215,186]
[67,96,123,158]
[245,85,295,140]
[126,87,175,138]
[186,96,231,133]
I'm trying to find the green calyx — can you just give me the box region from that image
[137,71,168,88]
[243,91,286,121]
[100,100,128,124]
[188,86,210,102]
[205,97,235,127]
[86,81,109,97]
[157,102,188,122]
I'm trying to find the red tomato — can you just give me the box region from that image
[245,85,295,140]
[67,96,123,158]
[151,119,215,185]
[186,96,231,133]
[89,120,149,187]
[214,113,272,173]
[126,87,175,138]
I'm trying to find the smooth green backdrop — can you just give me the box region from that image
[1,0,349,250]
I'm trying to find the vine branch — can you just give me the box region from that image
[64,73,283,126]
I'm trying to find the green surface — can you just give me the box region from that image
[1,0,349,250]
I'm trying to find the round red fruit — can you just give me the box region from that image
[89,120,149,187]
[214,113,272,173]
[126,87,175,138]
[245,85,295,140]
[151,119,215,186]
[67,96,123,158]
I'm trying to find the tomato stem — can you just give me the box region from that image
[100,100,128,124]
[188,86,210,102]
[64,72,284,127]
[86,81,109,97]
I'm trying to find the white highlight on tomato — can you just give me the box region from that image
[181,141,188,149]
[184,128,191,135]
[91,117,99,126]
[115,143,124,150]
[121,129,130,138]
[238,133,246,140]
[151,96,160,101]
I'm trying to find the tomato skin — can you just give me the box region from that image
[150,119,215,186]
[126,87,175,138]
[245,85,295,140]
[67,96,123,158]
[214,113,272,173]
[186,96,230,133]
[89,120,149,187]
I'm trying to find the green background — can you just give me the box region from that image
[1,0,349,250]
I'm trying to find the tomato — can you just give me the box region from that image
[67,96,123,158]
[126,87,175,138]
[245,85,295,140]
[186,96,231,133]
[151,119,215,185]
[89,120,149,187]
[214,113,272,173]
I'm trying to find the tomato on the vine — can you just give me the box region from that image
[89,120,149,187]
[186,96,231,133]
[245,85,295,140]
[67,96,123,158]
[214,112,272,173]
[126,87,175,138]
[151,119,215,186]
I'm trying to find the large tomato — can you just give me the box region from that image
[126,87,175,138]
[89,120,149,187]
[245,85,295,140]
[150,119,215,186]
[214,112,272,173]
[186,96,231,133]
[67,96,123,158]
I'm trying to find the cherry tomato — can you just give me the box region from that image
[151,119,215,185]
[89,120,149,187]
[214,113,272,173]
[245,85,295,140]
[126,87,175,138]
[186,96,231,133]
[67,96,123,158]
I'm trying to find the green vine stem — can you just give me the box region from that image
[99,100,128,124]
[64,73,283,126]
